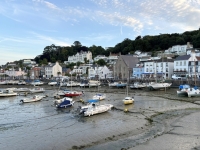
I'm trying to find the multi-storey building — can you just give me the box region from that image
[67,51,92,63]
[94,55,108,62]
[133,63,144,78]
[114,55,139,80]
[164,42,193,55]
[143,58,174,79]
[107,52,120,65]
[44,62,62,78]
[88,65,112,79]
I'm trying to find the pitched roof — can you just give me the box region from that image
[156,58,174,62]
[196,56,200,61]
[175,55,191,61]
[120,55,139,68]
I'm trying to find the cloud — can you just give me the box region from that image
[30,32,71,46]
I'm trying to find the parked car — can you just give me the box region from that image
[172,75,182,80]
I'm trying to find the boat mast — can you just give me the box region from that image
[194,58,196,86]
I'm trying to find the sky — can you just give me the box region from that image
[1,0,200,65]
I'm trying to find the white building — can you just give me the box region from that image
[5,68,26,78]
[164,42,193,55]
[173,55,191,77]
[44,62,62,78]
[143,58,174,79]
[107,52,119,65]
[94,55,108,62]
[67,51,92,63]
[23,59,36,65]
[88,65,112,79]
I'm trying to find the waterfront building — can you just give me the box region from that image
[114,55,139,80]
[143,58,174,79]
[44,62,62,78]
[88,65,112,79]
[173,55,190,77]
[5,68,26,79]
[133,63,144,79]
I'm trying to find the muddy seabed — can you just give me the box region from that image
[1,86,200,150]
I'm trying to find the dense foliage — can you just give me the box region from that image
[34,28,200,64]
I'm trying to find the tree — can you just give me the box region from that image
[73,41,82,47]
[97,59,106,66]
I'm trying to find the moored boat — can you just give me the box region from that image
[13,88,30,92]
[30,80,44,86]
[64,91,83,97]
[187,87,200,97]
[88,80,100,87]
[79,103,113,117]
[20,95,45,103]
[0,89,17,97]
[29,87,45,93]
[108,82,118,88]
[123,96,134,105]
[92,93,106,100]
[54,97,75,108]
[147,82,172,90]
[48,80,57,86]
[116,81,127,88]
[177,84,191,96]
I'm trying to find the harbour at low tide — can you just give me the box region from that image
[1,85,200,150]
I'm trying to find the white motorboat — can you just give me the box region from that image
[88,80,100,87]
[66,81,80,87]
[0,81,7,85]
[80,81,89,88]
[147,82,172,90]
[48,80,57,86]
[130,82,146,89]
[7,80,18,85]
[20,95,45,103]
[177,88,188,96]
[30,80,44,86]
[0,89,17,97]
[13,88,30,92]
[187,88,200,97]
[18,80,26,85]
[92,93,106,100]
[108,82,118,88]
[79,103,113,117]
[29,87,45,93]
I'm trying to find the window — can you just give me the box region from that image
[184,61,186,66]
[180,62,182,66]
[191,62,195,65]
[176,62,178,66]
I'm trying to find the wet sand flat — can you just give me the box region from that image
[0,85,200,150]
